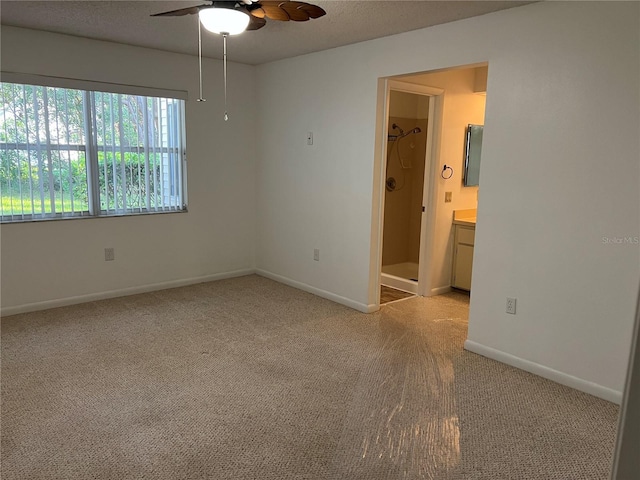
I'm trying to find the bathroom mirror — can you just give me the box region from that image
[464,124,483,186]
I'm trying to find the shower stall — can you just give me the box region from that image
[381,90,429,293]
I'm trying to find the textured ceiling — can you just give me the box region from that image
[1,1,534,65]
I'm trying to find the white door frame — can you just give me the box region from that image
[370,78,444,307]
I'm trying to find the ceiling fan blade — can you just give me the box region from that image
[298,3,325,19]
[280,2,311,22]
[151,5,205,17]
[247,14,267,30]
[235,5,267,29]
[247,6,266,19]
[254,1,326,22]
[255,3,290,21]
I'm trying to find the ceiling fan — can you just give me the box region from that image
[152,1,327,119]
[152,1,326,32]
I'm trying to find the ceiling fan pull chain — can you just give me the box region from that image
[197,19,206,102]
[152,1,327,120]
[223,33,229,122]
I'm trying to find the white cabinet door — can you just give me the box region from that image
[452,224,475,291]
[453,244,474,291]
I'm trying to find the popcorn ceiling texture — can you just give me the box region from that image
[1,275,618,479]
[0,1,533,65]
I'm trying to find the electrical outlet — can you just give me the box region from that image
[313,248,320,261]
[445,191,452,203]
[506,297,517,315]
[105,248,115,261]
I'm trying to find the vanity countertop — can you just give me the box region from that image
[453,209,477,227]
[453,217,476,226]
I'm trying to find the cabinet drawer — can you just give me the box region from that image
[457,226,475,246]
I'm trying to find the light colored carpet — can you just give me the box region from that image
[1,275,618,479]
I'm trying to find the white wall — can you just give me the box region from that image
[389,91,429,119]
[0,26,257,313]
[255,1,640,400]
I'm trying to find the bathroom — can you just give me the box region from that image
[381,90,428,287]
[380,65,487,298]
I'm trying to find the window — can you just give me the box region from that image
[0,79,186,222]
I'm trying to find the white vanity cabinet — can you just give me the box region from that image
[452,223,475,291]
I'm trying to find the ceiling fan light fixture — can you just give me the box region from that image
[199,7,250,35]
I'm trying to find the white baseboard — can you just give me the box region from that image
[1,268,255,317]
[380,273,418,294]
[464,340,622,404]
[430,285,452,296]
[256,269,376,313]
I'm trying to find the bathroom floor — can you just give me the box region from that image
[381,262,419,281]
[380,285,415,305]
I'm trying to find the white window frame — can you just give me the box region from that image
[0,72,188,223]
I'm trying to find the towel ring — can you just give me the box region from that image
[441,165,454,179]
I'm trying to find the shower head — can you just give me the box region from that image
[398,126,421,138]
[390,124,421,140]
[392,123,404,136]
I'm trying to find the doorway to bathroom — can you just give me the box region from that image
[373,65,487,307]
[379,81,443,296]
